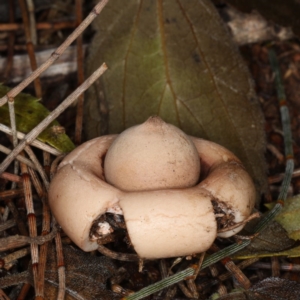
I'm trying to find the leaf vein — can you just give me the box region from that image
[157,0,180,126]
[122,0,143,128]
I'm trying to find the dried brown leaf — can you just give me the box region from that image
[232,220,295,259]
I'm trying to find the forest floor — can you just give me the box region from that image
[1,1,300,299]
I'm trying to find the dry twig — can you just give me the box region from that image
[74,0,85,145]
[0,144,36,169]
[0,123,61,156]
[0,63,107,174]
[20,161,40,296]
[0,0,109,107]
[18,0,42,97]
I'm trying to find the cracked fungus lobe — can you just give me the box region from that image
[49,135,122,252]
[119,189,217,259]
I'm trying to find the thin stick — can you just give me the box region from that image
[0,21,76,31]
[271,256,280,277]
[2,206,9,222]
[218,258,259,282]
[250,261,300,272]
[26,0,37,45]
[18,0,42,98]
[3,0,16,80]
[29,159,50,299]
[177,281,194,298]
[217,284,227,297]
[269,168,300,184]
[0,172,22,183]
[74,0,85,145]
[184,253,205,299]
[0,63,107,174]
[209,263,219,277]
[55,231,66,300]
[0,289,10,300]
[17,283,31,300]
[27,168,45,198]
[8,98,19,182]
[0,0,109,107]
[98,244,140,262]
[185,278,198,298]
[217,212,260,233]
[0,227,57,252]
[0,123,61,156]
[25,146,49,189]
[0,144,36,170]
[20,161,40,296]
[2,248,31,268]
[0,219,16,232]
[0,189,23,201]
[50,155,65,180]
[221,259,251,289]
[6,200,28,236]
[36,197,51,299]
[191,251,205,280]
[267,143,285,163]
[43,151,51,177]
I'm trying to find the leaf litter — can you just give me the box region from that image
[1,0,300,299]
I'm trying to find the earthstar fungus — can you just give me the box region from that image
[49,116,256,259]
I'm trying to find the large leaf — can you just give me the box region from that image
[0,85,75,153]
[84,0,266,192]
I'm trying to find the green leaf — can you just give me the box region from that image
[85,0,266,193]
[0,85,75,153]
[275,195,300,240]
